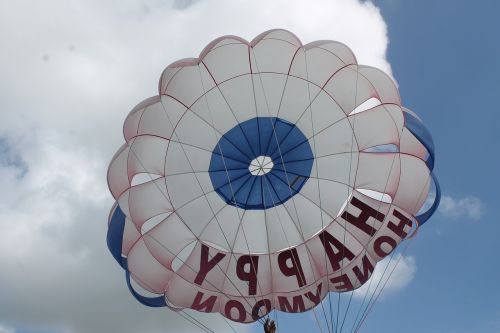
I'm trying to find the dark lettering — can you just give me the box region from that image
[278,248,306,287]
[319,230,355,272]
[278,295,305,313]
[387,209,412,239]
[252,299,271,320]
[352,255,374,285]
[341,196,385,236]
[373,236,397,258]
[330,274,354,291]
[194,244,226,285]
[236,255,259,295]
[191,291,217,312]
[224,300,246,322]
[304,283,322,305]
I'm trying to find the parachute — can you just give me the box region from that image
[106,29,440,328]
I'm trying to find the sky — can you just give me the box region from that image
[0,0,498,333]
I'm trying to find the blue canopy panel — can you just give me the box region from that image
[107,204,167,307]
[209,117,314,210]
[106,204,127,270]
[403,112,435,171]
[415,173,441,225]
[403,112,440,225]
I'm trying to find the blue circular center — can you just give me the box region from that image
[209,117,314,210]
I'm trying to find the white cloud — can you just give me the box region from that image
[0,0,391,332]
[312,254,417,331]
[438,195,486,221]
[0,325,14,333]
[0,134,245,333]
[354,254,417,299]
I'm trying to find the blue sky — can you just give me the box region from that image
[0,1,499,333]
[367,1,499,332]
[271,1,500,332]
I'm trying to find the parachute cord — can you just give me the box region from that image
[255,51,332,333]
[264,64,352,160]
[126,142,266,325]
[334,65,361,333]
[303,42,338,333]
[312,307,326,333]
[248,53,294,323]
[338,66,399,333]
[155,63,284,324]
[250,47,314,330]
[221,316,240,333]
[247,46,276,326]
[345,142,399,331]
[328,293,335,333]
[351,169,431,333]
[348,243,398,333]
[261,171,326,333]
[347,92,431,332]
[352,241,412,333]
[196,62,271,323]
[251,45,334,333]
[338,291,354,333]
[176,310,216,333]
[248,53,276,325]
[274,309,278,332]
[250,54,362,333]
[341,67,400,332]
[130,137,300,333]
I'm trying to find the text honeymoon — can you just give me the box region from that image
[184,194,414,322]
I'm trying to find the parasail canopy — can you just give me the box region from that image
[106,29,440,324]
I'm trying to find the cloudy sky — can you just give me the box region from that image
[0,0,498,332]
